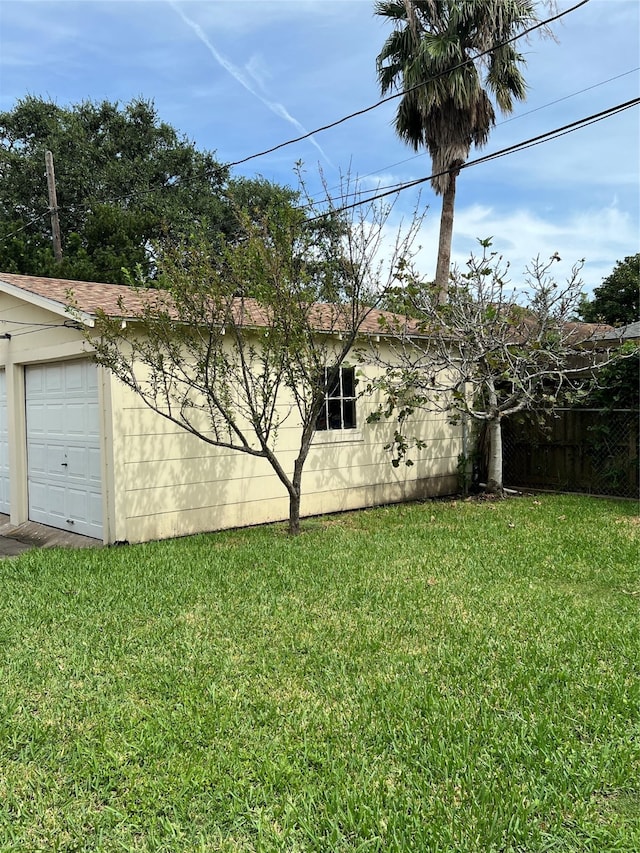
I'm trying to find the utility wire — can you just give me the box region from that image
[224,0,592,170]
[5,0,596,223]
[36,0,589,219]
[1,88,635,248]
[499,66,639,125]
[305,97,640,220]
[1,87,635,252]
[1,211,50,241]
[304,96,639,212]
[308,66,640,202]
[43,64,640,221]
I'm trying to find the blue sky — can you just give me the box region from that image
[0,0,638,295]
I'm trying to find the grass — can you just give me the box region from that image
[0,493,638,852]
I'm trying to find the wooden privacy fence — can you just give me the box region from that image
[503,409,639,499]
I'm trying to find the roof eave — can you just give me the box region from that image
[0,278,96,328]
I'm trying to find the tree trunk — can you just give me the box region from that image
[434,169,458,305]
[486,416,503,494]
[288,490,301,536]
[287,452,308,536]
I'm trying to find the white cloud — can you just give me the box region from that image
[407,201,638,296]
[175,0,362,37]
[167,0,333,165]
[244,54,271,92]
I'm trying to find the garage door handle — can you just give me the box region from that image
[61,462,68,467]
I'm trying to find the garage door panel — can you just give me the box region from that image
[88,493,102,525]
[25,401,45,432]
[49,404,66,434]
[66,402,92,435]
[64,364,84,391]
[25,441,47,474]
[68,489,102,525]
[25,366,44,395]
[28,481,64,518]
[28,442,67,477]
[26,361,103,539]
[67,487,94,523]
[45,365,64,393]
[87,402,100,435]
[26,405,66,440]
[88,447,102,482]
[66,444,90,476]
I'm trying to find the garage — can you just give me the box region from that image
[25,360,103,539]
[0,369,9,515]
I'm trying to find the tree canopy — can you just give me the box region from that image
[0,96,298,284]
[375,0,548,301]
[578,254,640,326]
[368,242,624,493]
[80,182,422,534]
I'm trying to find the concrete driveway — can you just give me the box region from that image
[0,515,102,557]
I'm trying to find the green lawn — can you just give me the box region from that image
[1,494,638,852]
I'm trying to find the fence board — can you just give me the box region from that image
[503,409,639,498]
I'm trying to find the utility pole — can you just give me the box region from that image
[45,150,63,263]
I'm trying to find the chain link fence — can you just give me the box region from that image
[502,409,639,499]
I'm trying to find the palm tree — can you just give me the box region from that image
[376,0,543,303]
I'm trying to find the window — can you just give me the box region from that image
[316,366,357,431]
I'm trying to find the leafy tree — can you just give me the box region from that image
[77,182,422,534]
[578,349,640,411]
[574,255,640,410]
[375,0,549,302]
[578,254,639,326]
[0,96,297,284]
[368,241,625,493]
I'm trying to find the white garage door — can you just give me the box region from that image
[0,369,9,515]
[26,360,103,539]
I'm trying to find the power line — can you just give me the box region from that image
[38,64,640,225]
[499,67,639,125]
[303,95,639,213]
[224,0,592,171]
[305,97,640,221]
[312,66,639,201]
[1,88,636,249]
[1,91,635,252]
[0,1,599,228]
[1,211,50,241]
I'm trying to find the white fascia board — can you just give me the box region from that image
[0,279,96,327]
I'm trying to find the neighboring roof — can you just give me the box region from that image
[561,320,615,345]
[591,320,640,341]
[0,271,414,336]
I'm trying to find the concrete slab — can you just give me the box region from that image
[0,535,33,557]
[0,515,102,557]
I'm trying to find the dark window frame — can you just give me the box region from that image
[316,366,357,432]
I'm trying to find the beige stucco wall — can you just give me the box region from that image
[108,341,461,544]
[0,291,461,544]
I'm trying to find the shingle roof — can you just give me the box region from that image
[0,272,168,320]
[591,320,640,341]
[1,271,617,344]
[0,271,415,336]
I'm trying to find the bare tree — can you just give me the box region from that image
[368,240,626,493]
[76,179,423,534]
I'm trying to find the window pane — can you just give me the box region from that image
[315,367,358,433]
[326,368,340,399]
[341,367,355,398]
[316,404,328,431]
[327,399,343,429]
[342,399,356,429]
